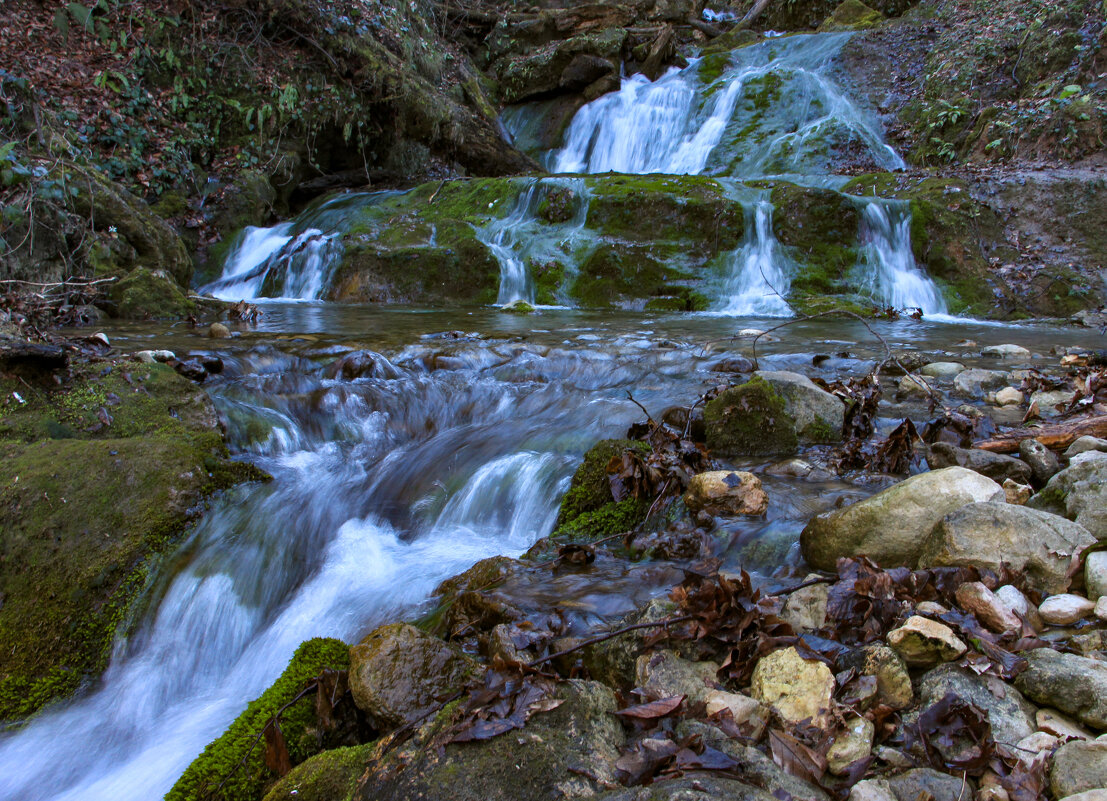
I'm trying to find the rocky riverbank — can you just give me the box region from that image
[164,332,1107,801]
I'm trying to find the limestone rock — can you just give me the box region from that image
[1019,438,1061,484]
[919,502,1095,594]
[1065,436,1107,459]
[918,664,1036,747]
[953,369,1009,398]
[1038,708,1094,741]
[635,650,719,703]
[840,644,913,710]
[1004,478,1032,505]
[750,647,835,727]
[704,690,767,730]
[1015,649,1107,730]
[925,442,1032,485]
[801,467,1004,571]
[827,715,874,775]
[982,344,1032,360]
[887,616,967,668]
[1039,594,1095,625]
[849,778,897,801]
[348,622,479,730]
[1031,390,1075,416]
[921,362,965,380]
[887,768,972,801]
[754,370,845,443]
[209,322,231,338]
[955,582,1021,632]
[1051,741,1107,799]
[994,386,1024,406]
[684,471,768,517]
[780,578,829,632]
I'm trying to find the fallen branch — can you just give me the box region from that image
[974,414,1107,453]
[527,615,695,669]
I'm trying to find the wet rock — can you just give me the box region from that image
[1065,436,1107,459]
[919,502,1095,594]
[1038,594,1095,625]
[348,622,479,730]
[897,374,935,399]
[749,646,835,727]
[849,779,897,801]
[994,386,1024,406]
[135,349,175,363]
[982,344,1032,360]
[684,470,768,517]
[754,370,845,444]
[925,442,1032,485]
[1015,649,1107,730]
[170,358,208,382]
[1028,455,1107,540]
[827,715,874,775]
[1003,478,1032,505]
[955,582,1021,632]
[764,458,833,480]
[583,597,683,690]
[704,375,799,457]
[262,743,375,801]
[818,0,884,32]
[800,467,1004,571]
[1031,389,1074,416]
[1038,708,1094,741]
[356,679,626,801]
[660,405,705,441]
[918,664,1036,746]
[887,616,967,668]
[953,369,1009,398]
[635,650,719,703]
[920,361,965,380]
[324,350,400,380]
[0,341,68,382]
[209,322,231,338]
[1051,741,1107,799]
[709,356,754,373]
[780,579,829,632]
[887,768,972,801]
[840,644,913,710]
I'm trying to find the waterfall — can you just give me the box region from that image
[715,201,792,316]
[857,200,946,315]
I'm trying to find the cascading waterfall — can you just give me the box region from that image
[857,200,947,315]
[715,200,792,316]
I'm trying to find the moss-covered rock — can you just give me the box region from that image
[494,28,625,104]
[111,267,197,318]
[262,743,375,801]
[704,375,799,457]
[818,0,884,32]
[556,438,650,526]
[770,182,860,301]
[168,638,352,801]
[0,357,269,722]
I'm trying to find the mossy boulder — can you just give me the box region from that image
[704,375,799,457]
[168,638,353,801]
[0,358,269,722]
[111,267,197,318]
[354,679,626,801]
[556,438,650,526]
[494,28,626,104]
[262,743,375,801]
[754,370,844,444]
[770,182,860,301]
[818,0,884,32]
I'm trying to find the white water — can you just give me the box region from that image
[714,201,792,316]
[857,201,947,315]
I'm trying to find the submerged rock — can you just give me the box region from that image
[924,442,1032,485]
[800,466,1004,571]
[919,501,1095,594]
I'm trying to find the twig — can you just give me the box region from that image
[625,390,656,425]
[527,614,695,669]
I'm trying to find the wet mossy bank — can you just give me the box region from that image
[0,350,269,722]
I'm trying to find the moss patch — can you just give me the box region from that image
[112,267,196,319]
[556,438,650,526]
[168,638,351,801]
[818,0,885,31]
[262,743,374,801]
[704,374,799,457]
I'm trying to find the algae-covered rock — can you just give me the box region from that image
[494,28,625,104]
[355,679,626,801]
[263,743,375,801]
[818,0,884,31]
[0,358,269,721]
[1027,454,1107,540]
[704,375,799,457]
[168,638,352,801]
[800,467,1005,571]
[112,267,196,319]
[556,438,650,526]
[348,623,479,730]
[754,370,844,443]
[770,183,860,305]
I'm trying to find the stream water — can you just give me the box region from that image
[0,29,1094,801]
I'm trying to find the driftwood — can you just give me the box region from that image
[974,414,1107,453]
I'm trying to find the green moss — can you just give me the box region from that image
[168,638,351,801]
[262,743,374,801]
[112,267,196,319]
[556,439,650,526]
[0,361,268,722]
[524,498,650,561]
[533,260,567,305]
[817,0,884,31]
[704,374,799,457]
[802,417,836,444]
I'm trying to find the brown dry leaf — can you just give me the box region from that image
[769,729,826,786]
[615,695,685,720]
[263,721,292,776]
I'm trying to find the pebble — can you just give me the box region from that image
[982,344,1032,359]
[955,582,1021,632]
[1003,478,1031,505]
[827,715,874,776]
[1030,389,1073,416]
[209,322,231,338]
[887,616,967,667]
[1038,708,1093,742]
[995,386,1024,406]
[915,601,949,617]
[1039,594,1095,625]
[995,584,1033,617]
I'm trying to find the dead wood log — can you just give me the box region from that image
[974,414,1107,453]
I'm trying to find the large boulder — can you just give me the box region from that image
[800,467,1004,571]
[924,442,1032,485]
[348,623,480,730]
[1051,741,1107,799]
[704,375,799,457]
[918,502,1096,594]
[1028,453,1107,540]
[1014,649,1107,731]
[755,371,845,444]
[355,679,626,801]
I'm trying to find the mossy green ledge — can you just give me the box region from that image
[0,356,270,723]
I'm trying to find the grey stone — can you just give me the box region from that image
[1028,455,1107,540]
[1086,552,1107,600]
[1019,438,1061,484]
[918,665,1036,747]
[982,344,1032,359]
[1051,740,1107,799]
[921,362,965,380]
[801,467,1005,571]
[888,768,972,801]
[925,442,1033,485]
[1031,389,1075,416]
[1015,649,1107,730]
[755,370,845,443]
[1065,436,1107,459]
[953,369,1009,398]
[919,502,1096,594]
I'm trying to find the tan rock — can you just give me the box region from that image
[827,715,874,776]
[1039,594,1095,626]
[956,582,1021,633]
[849,778,897,801]
[208,322,231,338]
[1058,791,1107,801]
[887,616,967,667]
[704,690,768,738]
[1017,731,1060,756]
[749,646,835,727]
[635,650,719,703]
[1038,708,1094,742]
[995,387,1024,406]
[1003,478,1032,505]
[780,576,829,632]
[1096,597,1107,622]
[684,470,768,516]
[916,600,949,617]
